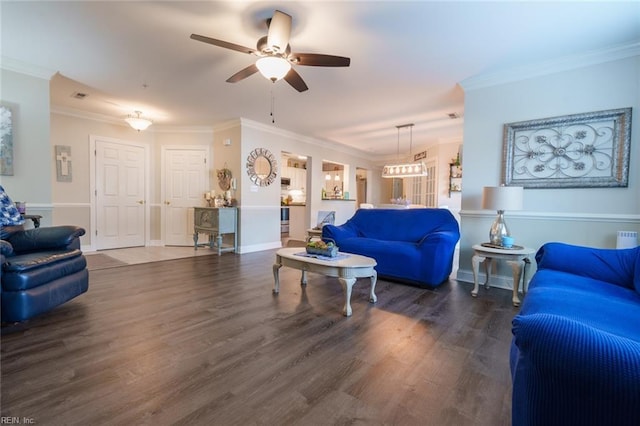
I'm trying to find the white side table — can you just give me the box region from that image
[471,244,535,307]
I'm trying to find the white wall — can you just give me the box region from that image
[458,55,640,288]
[0,68,52,226]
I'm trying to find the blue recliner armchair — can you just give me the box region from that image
[1,225,89,322]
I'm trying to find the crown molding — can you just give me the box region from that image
[52,105,213,133]
[237,117,376,161]
[0,56,56,80]
[460,41,640,91]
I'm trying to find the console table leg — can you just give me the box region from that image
[338,277,355,317]
[272,263,282,294]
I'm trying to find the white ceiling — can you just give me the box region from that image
[2,1,639,160]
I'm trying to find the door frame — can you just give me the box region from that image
[89,135,151,252]
[160,145,211,246]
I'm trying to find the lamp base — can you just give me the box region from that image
[489,210,511,246]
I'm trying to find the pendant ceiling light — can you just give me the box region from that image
[382,123,428,178]
[125,111,153,132]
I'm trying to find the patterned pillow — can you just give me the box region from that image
[0,185,25,227]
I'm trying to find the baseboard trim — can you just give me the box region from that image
[456,268,521,292]
[239,241,282,254]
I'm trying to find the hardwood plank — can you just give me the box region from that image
[1,250,516,425]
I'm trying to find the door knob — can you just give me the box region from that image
[165,201,171,205]
[137,200,144,205]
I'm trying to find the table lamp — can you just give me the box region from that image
[482,185,523,245]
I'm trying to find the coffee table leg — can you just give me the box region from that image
[338,277,355,317]
[300,270,307,286]
[272,263,282,294]
[369,270,378,303]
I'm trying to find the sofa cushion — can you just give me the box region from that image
[2,249,87,291]
[522,269,640,342]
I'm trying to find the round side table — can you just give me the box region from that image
[471,244,535,307]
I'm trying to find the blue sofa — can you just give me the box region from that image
[1,226,89,322]
[511,242,640,426]
[322,208,460,286]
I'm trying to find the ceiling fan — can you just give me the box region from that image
[190,10,350,92]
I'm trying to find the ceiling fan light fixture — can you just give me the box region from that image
[125,111,152,132]
[256,56,291,82]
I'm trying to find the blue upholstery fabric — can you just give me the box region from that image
[322,208,460,286]
[1,226,88,322]
[511,242,640,426]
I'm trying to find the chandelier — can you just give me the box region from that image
[382,123,428,178]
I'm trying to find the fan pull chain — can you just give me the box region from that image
[270,89,276,124]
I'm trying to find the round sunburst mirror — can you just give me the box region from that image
[246,148,278,187]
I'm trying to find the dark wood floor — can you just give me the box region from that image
[1,249,517,425]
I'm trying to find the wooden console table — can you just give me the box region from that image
[193,207,238,255]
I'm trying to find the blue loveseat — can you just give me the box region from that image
[511,242,640,426]
[322,208,460,286]
[1,226,89,322]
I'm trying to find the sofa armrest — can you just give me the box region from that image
[511,313,640,425]
[0,239,13,256]
[5,226,86,253]
[322,223,358,242]
[536,242,637,289]
[417,230,459,247]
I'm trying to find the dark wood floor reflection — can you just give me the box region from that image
[1,250,516,425]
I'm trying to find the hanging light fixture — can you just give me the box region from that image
[125,111,153,132]
[382,123,428,178]
[256,56,291,82]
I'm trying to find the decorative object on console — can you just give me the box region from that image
[125,111,152,131]
[503,107,631,188]
[246,148,278,187]
[482,185,523,246]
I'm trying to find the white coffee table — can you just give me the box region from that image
[273,247,378,317]
[471,244,535,307]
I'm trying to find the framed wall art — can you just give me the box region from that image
[502,108,631,188]
[0,105,14,175]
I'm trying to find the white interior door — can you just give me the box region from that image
[95,139,146,249]
[164,147,209,246]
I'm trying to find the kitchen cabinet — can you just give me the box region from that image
[282,166,306,191]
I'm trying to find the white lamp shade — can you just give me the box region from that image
[256,56,291,81]
[482,186,523,211]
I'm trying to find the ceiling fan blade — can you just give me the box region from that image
[226,64,259,83]
[266,10,292,54]
[190,33,256,55]
[292,53,351,67]
[284,68,308,92]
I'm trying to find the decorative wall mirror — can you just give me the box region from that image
[246,147,278,187]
